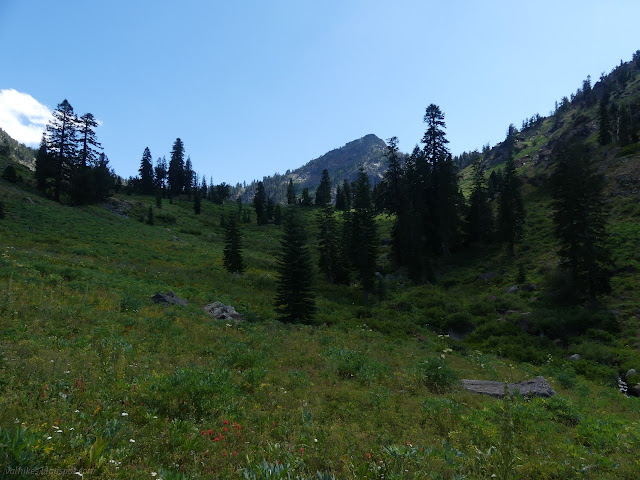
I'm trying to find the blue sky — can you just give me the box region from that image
[1,1,639,185]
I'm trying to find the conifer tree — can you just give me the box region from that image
[46,99,77,202]
[287,178,296,205]
[253,181,268,225]
[598,94,612,145]
[335,184,346,211]
[194,188,201,214]
[315,169,332,207]
[138,147,155,194]
[148,206,154,225]
[184,156,194,198]
[223,216,244,274]
[34,134,53,192]
[267,196,274,221]
[551,143,612,299]
[154,156,168,191]
[498,156,525,256]
[274,207,315,323]
[94,153,114,202]
[301,187,312,206]
[349,167,378,302]
[317,204,345,283]
[77,113,102,167]
[155,188,162,208]
[168,138,185,196]
[342,179,352,210]
[274,204,282,225]
[466,160,493,243]
[382,136,403,214]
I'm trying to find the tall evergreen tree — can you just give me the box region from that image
[138,147,155,194]
[154,156,168,191]
[382,136,403,214]
[94,153,114,202]
[77,113,102,168]
[274,204,282,225]
[300,187,312,206]
[317,204,345,283]
[194,187,201,214]
[46,99,77,202]
[551,143,612,300]
[34,134,53,192]
[223,216,244,274]
[253,181,268,225]
[598,93,612,146]
[315,168,332,207]
[274,207,316,323]
[168,138,185,196]
[342,179,352,210]
[335,184,346,211]
[184,156,194,198]
[498,156,525,256]
[349,167,378,302]
[466,160,493,243]
[267,196,275,221]
[287,178,296,205]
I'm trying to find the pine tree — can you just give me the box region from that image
[349,167,378,302]
[382,136,403,214]
[34,134,53,192]
[466,160,493,243]
[46,99,77,202]
[342,179,352,210]
[267,196,274,221]
[184,156,194,198]
[194,188,201,214]
[274,207,315,323]
[253,181,268,225]
[94,153,114,202]
[598,94,612,146]
[498,156,525,256]
[274,204,282,225]
[77,113,101,167]
[551,143,612,300]
[138,147,155,194]
[335,184,346,211]
[155,188,162,208]
[300,187,312,206]
[168,138,185,196]
[223,216,244,274]
[317,204,344,283]
[154,156,168,191]
[287,178,296,205]
[315,168,332,207]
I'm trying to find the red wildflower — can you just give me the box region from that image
[366,453,371,459]
[214,437,220,442]
[208,429,214,436]
[201,430,206,435]
[223,427,228,432]
[223,451,227,456]
[223,420,229,425]
[233,451,238,457]
[300,447,304,455]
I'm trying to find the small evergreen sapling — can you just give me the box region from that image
[223,216,244,274]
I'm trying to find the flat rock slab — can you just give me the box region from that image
[152,291,188,306]
[461,376,556,398]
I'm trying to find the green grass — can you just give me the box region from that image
[1,163,640,479]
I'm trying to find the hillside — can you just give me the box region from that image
[0,127,37,171]
[1,53,640,479]
[238,134,389,204]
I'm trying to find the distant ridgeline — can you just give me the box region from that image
[236,134,392,204]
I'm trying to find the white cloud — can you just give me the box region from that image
[0,89,52,146]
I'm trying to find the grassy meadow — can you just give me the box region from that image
[1,172,640,479]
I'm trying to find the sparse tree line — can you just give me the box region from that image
[34,99,116,204]
[130,139,232,214]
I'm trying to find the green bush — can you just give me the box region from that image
[413,356,459,393]
[327,347,388,384]
[443,312,474,334]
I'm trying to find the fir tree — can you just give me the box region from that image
[335,184,346,211]
[274,207,316,323]
[274,204,282,225]
[94,153,115,202]
[466,160,493,243]
[253,181,268,225]
[77,113,102,167]
[168,138,185,196]
[315,168,332,207]
[46,99,77,202]
[498,156,525,256]
[551,143,612,300]
[317,204,345,283]
[34,134,53,192]
[155,188,162,208]
[342,179,352,210]
[300,187,312,206]
[267,196,274,221]
[223,216,244,274]
[138,147,155,194]
[287,178,296,205]
[184,156,194,198]
[194,188,201,214]
[382,136,403,214]
[598,94,612,145]
[154,156,168,191]
[147,206,154,225]
[349,167,378,302]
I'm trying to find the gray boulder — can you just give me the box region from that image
[629,384,640,397]
[461,376,556,398]
[504,285,519,293]
[626,369,637,379]
[569,354,581,361]
[152,291,188,306]
[204,302,243,323]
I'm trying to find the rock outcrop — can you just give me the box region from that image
[461,376,556,398]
